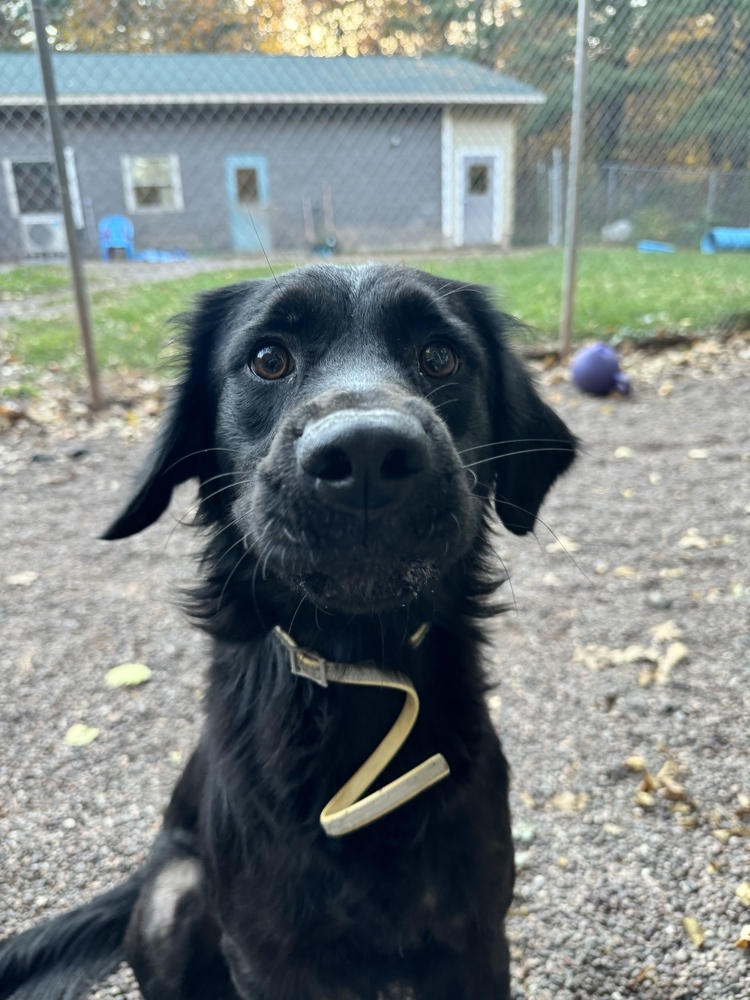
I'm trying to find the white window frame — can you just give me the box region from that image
[121,153,184,214]
[2,149,83,229]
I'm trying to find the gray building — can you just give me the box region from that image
[0,53,544,261]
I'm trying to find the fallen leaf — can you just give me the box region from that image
[65,724,100,747]
[736,883,750,908]
[0,402,26,423]
[168,750,183,766]
[614,446,633,459]
[712,829,732,844]
[625,755,647,773]
[557,856,570,868]
[682,916,705,948]
[519,791,537,810]
[658,382,673,397]
[545,535,579,554]
[678,814,700,829]
[573,644,613,670]
[656,759,679,781]
[601,403,614,414]
[7,571,39,587]
[734,925,750,949]
[621,488,635,499]
[638,667,654,687]
[548,791,589,812]
[655,642,689,683]
[639,772,660,793]
[649,472,662,485]
[604,823,622,836]
[658,650,685,683]
[613,565,638,579]
[614,645,659,665]
[660,776,687,801]
[687,448,709,460]
[694,339,720,354]
[105,663,152,688]
[678,530,708,550]
[635,789,654,808]
[659,567,686,579]
[650,620,683,642]
[737,792,750,818]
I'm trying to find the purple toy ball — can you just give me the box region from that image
[570,342,631,396]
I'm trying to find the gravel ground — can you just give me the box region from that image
[1,344,749,1000]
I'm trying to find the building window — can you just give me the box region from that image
[121,154,184,213]
[468,164,489,195]
[236,167,258,204]
[2,150,83,228]
[11,161,61,214]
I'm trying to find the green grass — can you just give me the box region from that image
[0,265,70,298]
[3,248,750,376]
[416,248,750,340]
[3,265,282,372]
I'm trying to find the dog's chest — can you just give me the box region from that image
[217,817,481,960]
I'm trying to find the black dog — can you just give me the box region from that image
[0,264,575,1000]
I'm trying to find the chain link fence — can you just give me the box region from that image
[1,1,749,262]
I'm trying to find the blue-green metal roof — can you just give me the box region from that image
[0,53,545,106]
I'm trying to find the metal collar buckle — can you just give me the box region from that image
[273,625,329,687]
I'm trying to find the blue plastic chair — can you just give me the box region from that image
[98,214,135,262]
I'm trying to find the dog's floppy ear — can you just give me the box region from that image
[492,347,577,535]
[102,284,248,540]
[448,282,577,536]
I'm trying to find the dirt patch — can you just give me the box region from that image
[1,347,748,1000]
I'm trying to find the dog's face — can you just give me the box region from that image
[105,264,575,615]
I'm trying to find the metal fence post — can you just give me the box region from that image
[559,0,592,356]
[549,147,563,247]
[30,0,102,411]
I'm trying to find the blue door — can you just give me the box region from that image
[224,155,270,253]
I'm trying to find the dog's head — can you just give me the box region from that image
[104,264,575,616]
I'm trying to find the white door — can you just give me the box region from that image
[463,157,494,246]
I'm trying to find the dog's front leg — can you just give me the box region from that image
[124,744,240,1000]
[125,850,239,1000]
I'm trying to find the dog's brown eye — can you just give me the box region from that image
[420,343,458,378]
[251,345,293,380]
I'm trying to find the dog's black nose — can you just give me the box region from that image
[297,409,429,512]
